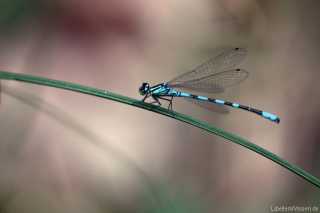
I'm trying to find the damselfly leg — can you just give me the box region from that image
[142,94,174,110]
[142,94,162,106]
[158,96,174,110]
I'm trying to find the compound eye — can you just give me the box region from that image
[144,83,149,90]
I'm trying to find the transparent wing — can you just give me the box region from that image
[168,47,247,86]
[169,68,249,93]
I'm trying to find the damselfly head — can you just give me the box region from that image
[139,82,150,95]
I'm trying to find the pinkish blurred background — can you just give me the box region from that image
[0,0,319,212]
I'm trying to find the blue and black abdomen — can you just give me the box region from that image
[150,85,280,123]
[178,92,280,123]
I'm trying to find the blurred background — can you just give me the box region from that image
[0,0,319,212]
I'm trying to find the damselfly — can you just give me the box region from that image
[139,47,280,123]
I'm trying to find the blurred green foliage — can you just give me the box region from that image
[0,0,40,32]
[140,184,209,213]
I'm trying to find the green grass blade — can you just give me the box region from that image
[0,70,319,188]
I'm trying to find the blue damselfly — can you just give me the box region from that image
[139,47,280,123]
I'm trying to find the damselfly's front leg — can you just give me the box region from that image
[151,96,161,106]
[158,96,174,110]
[142,93,151,102]
[142,94,161,106]
[142,94,161,105]
[168,96,173,110]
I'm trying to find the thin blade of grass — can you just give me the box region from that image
[0,70,319,188]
